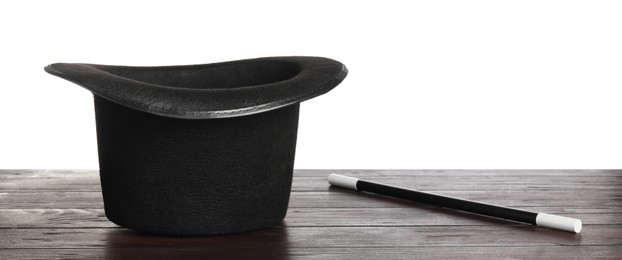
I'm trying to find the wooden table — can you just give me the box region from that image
[1,169,620,259]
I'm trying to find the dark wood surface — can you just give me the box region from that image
[0,169,620,259]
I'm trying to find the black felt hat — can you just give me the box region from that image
[45,56,347,235]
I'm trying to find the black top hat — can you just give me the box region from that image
[44,56,348,118]
[44,56,348,235]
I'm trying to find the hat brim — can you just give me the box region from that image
[45,56,348,119]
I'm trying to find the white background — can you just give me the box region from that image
[1,1,621,169]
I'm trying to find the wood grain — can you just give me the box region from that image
[0,169,620,259]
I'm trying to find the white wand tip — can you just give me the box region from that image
[328,174,359,190]
[536,213,582,233]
